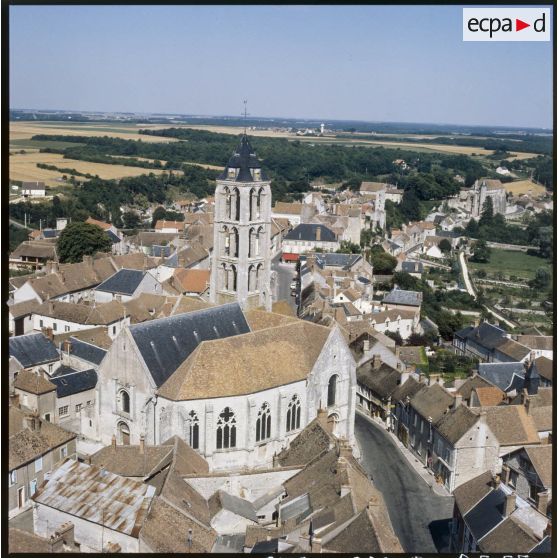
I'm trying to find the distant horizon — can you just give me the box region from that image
[10,6,553,130]
[10,107,552,132]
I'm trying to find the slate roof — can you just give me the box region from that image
[129,302,250,388]
[401,261,424,274]
[151,245,172,258]
[95,268,147,295]
[67,337,107,365]
[455,321,508,349]
[383,288,422,307]
[478,362,526,392]
[284,223,337,243]
[217,134,269,182]
[463,487,507,541]
[50,368,98,398]
[106,229,121,244]
[9,333,59,367]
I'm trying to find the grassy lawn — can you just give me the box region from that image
[469,248,552,281]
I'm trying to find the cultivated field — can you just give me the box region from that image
[9,152,173,187]
[10,121,179,144]
[504,179,547,196]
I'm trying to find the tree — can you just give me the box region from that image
[336,241,361,254]
[122,211,141,229]
[530,267,550,289]
[57,221,112,263]
[479,196,494,226]
[470,240,491,263]
[368,245,397,274]
[385,330,403,346]
[439,238,452,253]
[151,206,167,227]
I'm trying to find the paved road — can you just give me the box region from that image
[355,414,454,553]
[271,254,297,311]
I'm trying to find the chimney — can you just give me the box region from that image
[48,300,54,314]
[453,394,463,409]
[520,388,529,405]
[537,490,550,515]
[103,542,122,553]
[49,522,75,553]
[524,395,532,415]
[501,464,511,485]
[10,393,20,408]
[396,361,402,370]
[372,354,382,370]
[363,338,370,353]
[111,434,116,449]
[504,493,516,517]
[493,474,501,489]
[25,414,41,432]
[62,339,71,355]
[395,345,400,358]
[42,327,54,341]
[139,434,145,454]
[316,226,321,242]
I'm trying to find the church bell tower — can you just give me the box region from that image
[209,134,273,311]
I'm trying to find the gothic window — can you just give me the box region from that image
[256,188,264,219]
[286,395,301,432]
[249,188,256,221]
[255,263,263,291]
[232,188,240,221]
[216,407,237,450]
[220,263,227,290]
[255,226,264,256]
[230,228,239,258]
[186,410,199,450]
[222,226,230,256]
[256,402,271,442]
[223,187,232,219]
[118,421,130,445]
[118,389,130,414]
[327,375,338,407]
[248,265,256,292]
[248,228,255,258]
[230,265,237,292]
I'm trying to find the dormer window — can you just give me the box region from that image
[228,168,236,179]
[253,169,261,180]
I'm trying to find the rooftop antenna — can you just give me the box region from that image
[242,99,249,135]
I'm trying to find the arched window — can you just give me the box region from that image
[118,421,130,445]
[216,407,237,450]
[221,225,229,256]
[232,188,240,221]
[248,265,256,292]
[256,402,271,442]
[286,395,301,432]
[229,265,237,292]
[327,375,338,407]
[230,228,239,258]
[255,227,263,257]
[249,188,256,221]
[186,410,199,450]
[118,389,130,414]
[248,228,255,258]
[223,187,231,219]
[256,188,264,219]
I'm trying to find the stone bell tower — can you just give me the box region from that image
[209,134,272,311]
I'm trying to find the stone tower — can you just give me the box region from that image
[209,134,272,311]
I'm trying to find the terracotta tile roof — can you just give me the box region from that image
[11,241,57,260]
[360,181,387,193]
[410,383,454,421]
[123,293,178,323]
[158,321,331,400]
[9,406,76,470]
[532,356,553,382]
[273,201,303,215]
[473,386,506,407]
[457,375,495,400]
[525,444,553,488]
[434,404,480,445]
[85,216,112,231]
[515,335,553,351]
[479,517,540,553]
[170,295,213,316]
[453,470,494,515]
[244,309,299,331]
[472,405,540,446]
[172,268,210,294]
[14,369,56,395]
[34,300,127,325]
[154,220,185,231]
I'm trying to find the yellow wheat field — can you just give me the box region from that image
[10,152,174,187]
[504,179,547,195]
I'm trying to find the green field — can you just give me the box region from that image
[10,139,86,150]
[469,248,552,281]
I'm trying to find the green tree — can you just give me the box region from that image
[385,330,403,346]
[530,267,550,289]
[470,240,491,263]
[57,221,112,263]
[336,241,361,254]
[151,206,167,227]
[479,196,494,226]
[369,245,398,274]
[122,211,141,229]
[439,238,452,253]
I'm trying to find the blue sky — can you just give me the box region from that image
[9,5,553,128]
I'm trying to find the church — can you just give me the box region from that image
[94,135,357,470]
